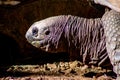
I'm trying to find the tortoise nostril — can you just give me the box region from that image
[32,27,38,36]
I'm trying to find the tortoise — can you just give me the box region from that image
[25,0,120,79]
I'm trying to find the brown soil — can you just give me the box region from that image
[0,61,116,80]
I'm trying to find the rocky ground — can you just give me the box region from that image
[0,61,116,80]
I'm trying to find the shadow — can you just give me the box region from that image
[84,70,116,79]
[0,33,21,77]
[0,33,20,65]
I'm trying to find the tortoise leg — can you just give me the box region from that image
[102,10,120,79]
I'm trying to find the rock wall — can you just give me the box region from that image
[0,0,105,65]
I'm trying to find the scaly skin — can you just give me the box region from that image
[102,10,120,80]
[93,0,120,79]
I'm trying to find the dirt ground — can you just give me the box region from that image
[0,75,116,80]
[0,61,117,80]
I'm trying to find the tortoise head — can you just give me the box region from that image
[25,16,68,53]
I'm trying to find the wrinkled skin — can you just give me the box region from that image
[25,12,120,80]
[26,15,112,68]
[25,0,120,79]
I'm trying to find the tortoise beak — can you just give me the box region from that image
[25,32,33,43]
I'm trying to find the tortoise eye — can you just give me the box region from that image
[45,30,50,35]
[32,27,38,36]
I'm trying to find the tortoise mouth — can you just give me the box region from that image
[32,40,50,52]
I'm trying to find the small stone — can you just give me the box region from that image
[46,63,57,71]
[81,65,88,71]
[69,61,78,69]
